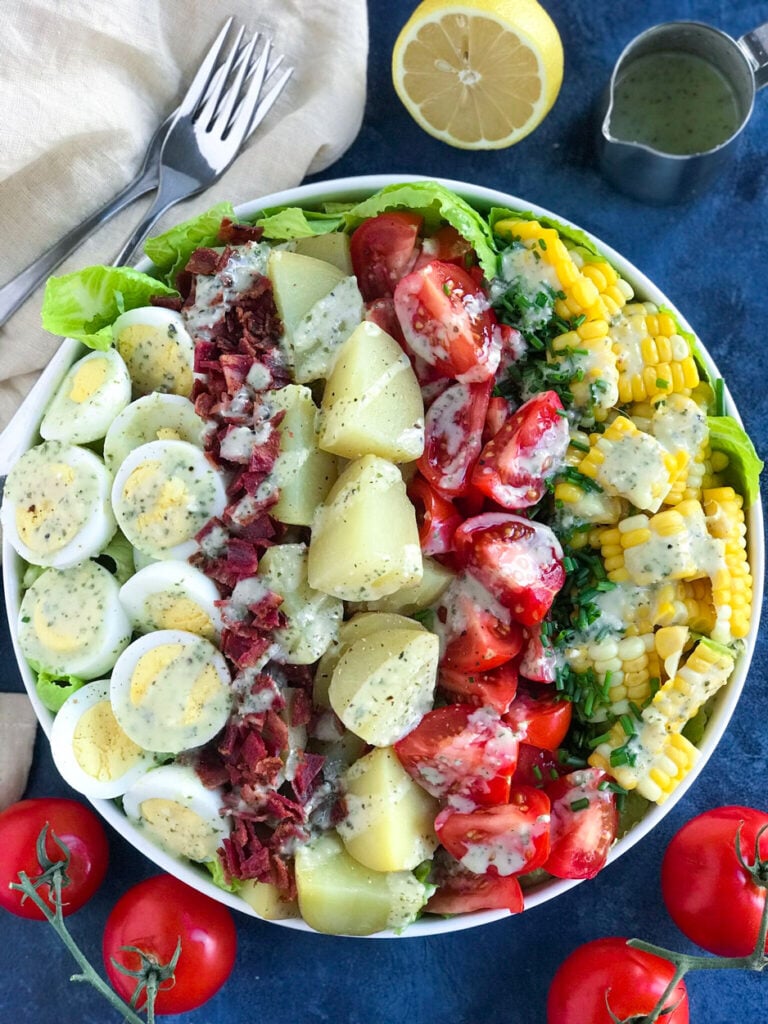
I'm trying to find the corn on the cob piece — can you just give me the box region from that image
[494,218,620,420]
[650,394,709,505]
[577,415,687,513]
[617,499,722,587]
[589,638,733,803]
[651,579,716,634]
[565,633,660,714]
[611,304,700,405]
[555,431,624,524]
[702,486,753,642]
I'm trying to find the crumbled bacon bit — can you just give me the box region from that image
[218,217,264,245]
[149,293,184,311]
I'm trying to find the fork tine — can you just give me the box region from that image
[195,24,246,130]
[224,38,272,143]
[215,33,261,134]
[175,17,235,119]
[250,63,294,133]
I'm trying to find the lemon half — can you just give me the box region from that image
[392,0,564,150]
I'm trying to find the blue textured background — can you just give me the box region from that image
[1,1,767,1021]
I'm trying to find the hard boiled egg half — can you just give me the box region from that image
[122,763,230,863]
[111,439,226,560]
[103,393,204,476]
[110,629,232,754]
[1,441,115,568]
[50,679,156,798]
[18,560,132,679]
[119,560,223,641]
[112,306,195,398]
[39,348,131,444]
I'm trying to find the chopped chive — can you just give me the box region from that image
[588,731,611,749]
[610,746,630,767]
[532,765,543,781]
[628,700,644,720]
[443,283,452,296]
[550,767,560,780]
[538,237,548,250]
[649,676,661,696]
[620,714,636,737]
[571,314,587,328]
[655,378,669,389]
[569,438,590,453]
[570,797,590,812]
[602,671,613,698]
[583,690,595,717]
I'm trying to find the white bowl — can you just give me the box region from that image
[3,174,764,936]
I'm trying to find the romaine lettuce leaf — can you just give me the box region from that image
[41,266,177,350]
[35,670,85,712]
[707,414,764,506]
[344,181,498,277]
[255,207,346,240]
[143,201,236,282]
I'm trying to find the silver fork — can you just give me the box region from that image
[0,19,292,323]
[113,18,290,267]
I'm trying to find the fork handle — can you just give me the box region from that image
[112,169,199,267]
[0,169,159,328]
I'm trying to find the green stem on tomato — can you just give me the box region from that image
[11,870,148,1024]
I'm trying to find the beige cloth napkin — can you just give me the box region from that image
[0,0,368,432]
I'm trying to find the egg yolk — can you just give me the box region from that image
[14,463,81,556]
[138,799,219,861]
[130,644,182,706]
[129,644,227,725]
[68,358,108,403]
[73,701,145,781]
[116,324,192,397]
[122,463,194,550]
[145,593,216,640]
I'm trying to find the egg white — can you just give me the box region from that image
[39,348,131,444]
[50,679,156,798]
[18,560,132,678]
[119,560,223,640]
[1,441,116,568]
[103,393,204,476]
[112,306,195,398]
[122,762,230,863]
[110,629,232,754]
[111,439,226,560]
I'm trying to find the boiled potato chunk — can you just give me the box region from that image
[270,384,338,526]
[358,557,455,615]
[294,232,353,274]
[240,879,300,920]
[313,611,426,708]
[295,832,429,935]
[317,321,424,462]
[268,250,345,335]
[308,455,422,601]
[258,543,343,664]
[328,627,438,746]
[291,276,364,383]
[337,747,439,871]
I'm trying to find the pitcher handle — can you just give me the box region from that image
[739,22,768,90]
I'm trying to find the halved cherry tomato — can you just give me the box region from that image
[503,683,573,751]
[472,390,569,510]
[364,296,407,347]
[350,212,423,301]
[513,743,564,788]
[426,853,524,915]
[441,580,525,672]
[407,474,462,555]
[519,627,559,682]
[436,785,551,876]
[453,513,566,627]
[544,768,618,880]
[418,380,491,497]
[413,225,475,270]
[394,260,499,380]
[439,660,519,714]
[394,704,519,805]
[483,395,511,443]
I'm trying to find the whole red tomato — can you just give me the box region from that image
[103,874,237,1014]
[0,798,108,919]
[547,937,689,1024]
[661,805,768,956]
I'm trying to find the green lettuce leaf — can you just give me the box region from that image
[93,531,135,585]
[144,201,236,282]
[255,207,346,240]
[489,206,603,258]
[707,415,764,506]
[41,267,177,349]
[344,181,498,277]
[204,858,241,893]
[35,671,85,712]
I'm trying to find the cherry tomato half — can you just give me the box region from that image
[547,937,689,1024]
[661,805,768,956]
[513,743,564,789]
[454,513,566,627]
[440,581,525,673]
[439,660,519,715]
[0,798,108,919]
[394,260,499,380]
[350,211,423,301]
[503,683,573,751]
[394,703,519,805]
[544,768,618,880]
[426,852,524,915]
[413,225,475,271]
[418,379,491,497]
[407,474,463,555]
[472,390,569,509]
[436,785,551,876]
[103,874,237,1014]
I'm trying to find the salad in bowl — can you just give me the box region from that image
[1,176,762,937]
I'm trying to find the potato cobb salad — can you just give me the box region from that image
[3,181,760,936]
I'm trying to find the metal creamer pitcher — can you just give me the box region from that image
[598,20,768,204]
